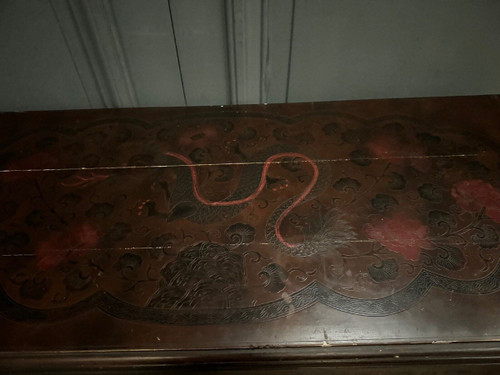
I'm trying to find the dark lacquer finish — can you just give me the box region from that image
[0,96,499,373]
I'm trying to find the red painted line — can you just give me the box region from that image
[164,151,319,249]
[61,173,110,187]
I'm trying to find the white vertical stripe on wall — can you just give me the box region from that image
[288,0,500,103]
[225,0,262,104]
[225,0,295,105]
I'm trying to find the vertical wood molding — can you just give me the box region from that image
[284,0,295,103]
[50,0,138,108]
[225,0,262,105]
[225,0,238,104]
[260,0,270,103]
[225,0,295,105]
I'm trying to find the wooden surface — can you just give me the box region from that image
[0,95,499,372]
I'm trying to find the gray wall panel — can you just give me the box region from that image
[264,0,294,103]
[0,0,90,112]
[288,0,500,102]
[1,0,499,112]
[111,0,185,107]
[170,0,230,106]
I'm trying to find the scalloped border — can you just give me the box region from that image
[1,263,499,325]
